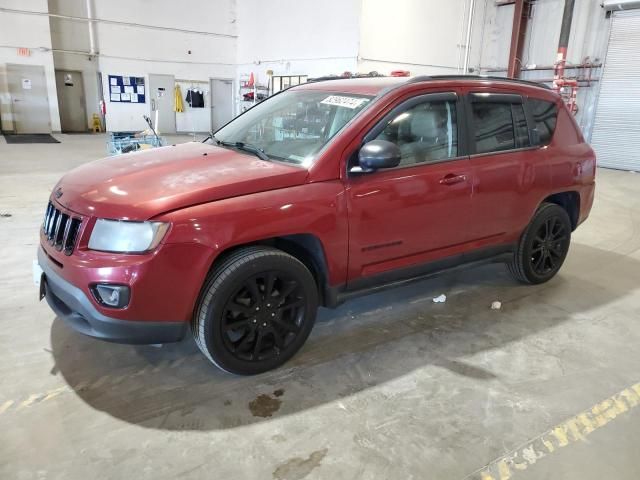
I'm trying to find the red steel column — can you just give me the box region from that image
[507,0,530,78]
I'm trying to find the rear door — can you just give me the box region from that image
[465,91,550,246]
[346,91,473,284]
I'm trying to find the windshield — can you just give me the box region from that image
[213,90,373,165]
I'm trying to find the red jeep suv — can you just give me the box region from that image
[38,76,595,374]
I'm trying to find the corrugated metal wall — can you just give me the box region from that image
[591,9,640,171]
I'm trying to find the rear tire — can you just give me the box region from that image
[192,246,318,375]
[508,203,572,284]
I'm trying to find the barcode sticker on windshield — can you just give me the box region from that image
[321,95,368,109]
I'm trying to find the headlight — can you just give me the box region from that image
[88,219,169,253]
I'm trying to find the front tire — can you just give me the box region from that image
[508,203,572,284]
[192,246,318,375]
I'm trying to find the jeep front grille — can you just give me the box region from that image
[43,202,82,255]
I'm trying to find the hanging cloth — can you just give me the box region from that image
[174,85,184,112]
[186,89,205,108]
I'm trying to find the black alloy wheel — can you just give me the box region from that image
[221,271,305,362]
[509,202,572,284]
[192,246,318,375]
[529,215,569,276]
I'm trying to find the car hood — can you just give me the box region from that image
[53,142,308,220]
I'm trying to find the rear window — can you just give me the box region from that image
[471,102,516,154]
[529,99,558,146]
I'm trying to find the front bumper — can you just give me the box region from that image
[38,248,187,344]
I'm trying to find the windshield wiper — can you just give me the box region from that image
[201,130,216,143]
[216,139,270,161]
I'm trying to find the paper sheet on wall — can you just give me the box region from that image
[124,86,134,94]
[110,77,117,86]
[120,93,130,101]
[110,93,120,101]
[137,86,144,95]
[111,85,121,94]
[130,94,138,103]
[123,77,131,86]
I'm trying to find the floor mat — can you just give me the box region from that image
[3,134,60,144]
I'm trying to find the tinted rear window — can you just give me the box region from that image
[529,99,558,145]
[471,102,515,154]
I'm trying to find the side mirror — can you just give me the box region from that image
[354,140,401,172]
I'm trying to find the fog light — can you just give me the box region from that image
[92,284,130,308]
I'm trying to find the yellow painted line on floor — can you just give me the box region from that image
[466,382,640,480]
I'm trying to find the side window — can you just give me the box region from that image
[512,103,530,148]
[529,99,558,146]
[471,102,515,154]
[374,99,458,166]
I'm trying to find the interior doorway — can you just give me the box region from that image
[210,78,233,131]
[6,64,51,134]
[148,74,176,134]
[55,70,87,132]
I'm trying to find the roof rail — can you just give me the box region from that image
[406,74,551,90]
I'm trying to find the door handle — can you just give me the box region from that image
[439,174,467,185]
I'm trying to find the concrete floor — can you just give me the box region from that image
[1,133,640,480]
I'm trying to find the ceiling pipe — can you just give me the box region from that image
[85,0,96,56]
[463,0,477,74]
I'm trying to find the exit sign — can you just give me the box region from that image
[17,48,30,57]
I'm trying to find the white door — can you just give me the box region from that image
[591,9,640,171]
[7,64,51,134]
[148,74,176,134]
[210,78,233,131]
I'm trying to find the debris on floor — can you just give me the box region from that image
[491,301,502,310]
[432,294,447,303]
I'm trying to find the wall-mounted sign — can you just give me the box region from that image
[21,78,32,90]
[17,47,30,57]
[64,73,74,86]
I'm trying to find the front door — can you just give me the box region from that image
[55,70,87,132]
[346,92,473,284]
[148,74,176,134]
[210,78,233,131]
[7,64,51,133]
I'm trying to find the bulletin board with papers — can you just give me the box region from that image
[108,75,146,103]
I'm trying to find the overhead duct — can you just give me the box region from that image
[603,0,640,11]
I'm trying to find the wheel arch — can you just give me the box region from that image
[205,234,335,308]
[542,191,580,230]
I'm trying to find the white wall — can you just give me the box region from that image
[474,0,611,136]
[359,0,473,76]
[48,0,100,130]
[475,0,610,71]
[45,0,237,132]
[235,0,360,113]
[94,0,236,132]
[0,0,61,132]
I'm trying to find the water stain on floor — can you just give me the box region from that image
[248,391,283,418]
[273,448,328,480]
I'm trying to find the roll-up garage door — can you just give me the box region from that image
[591,9,640,171]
